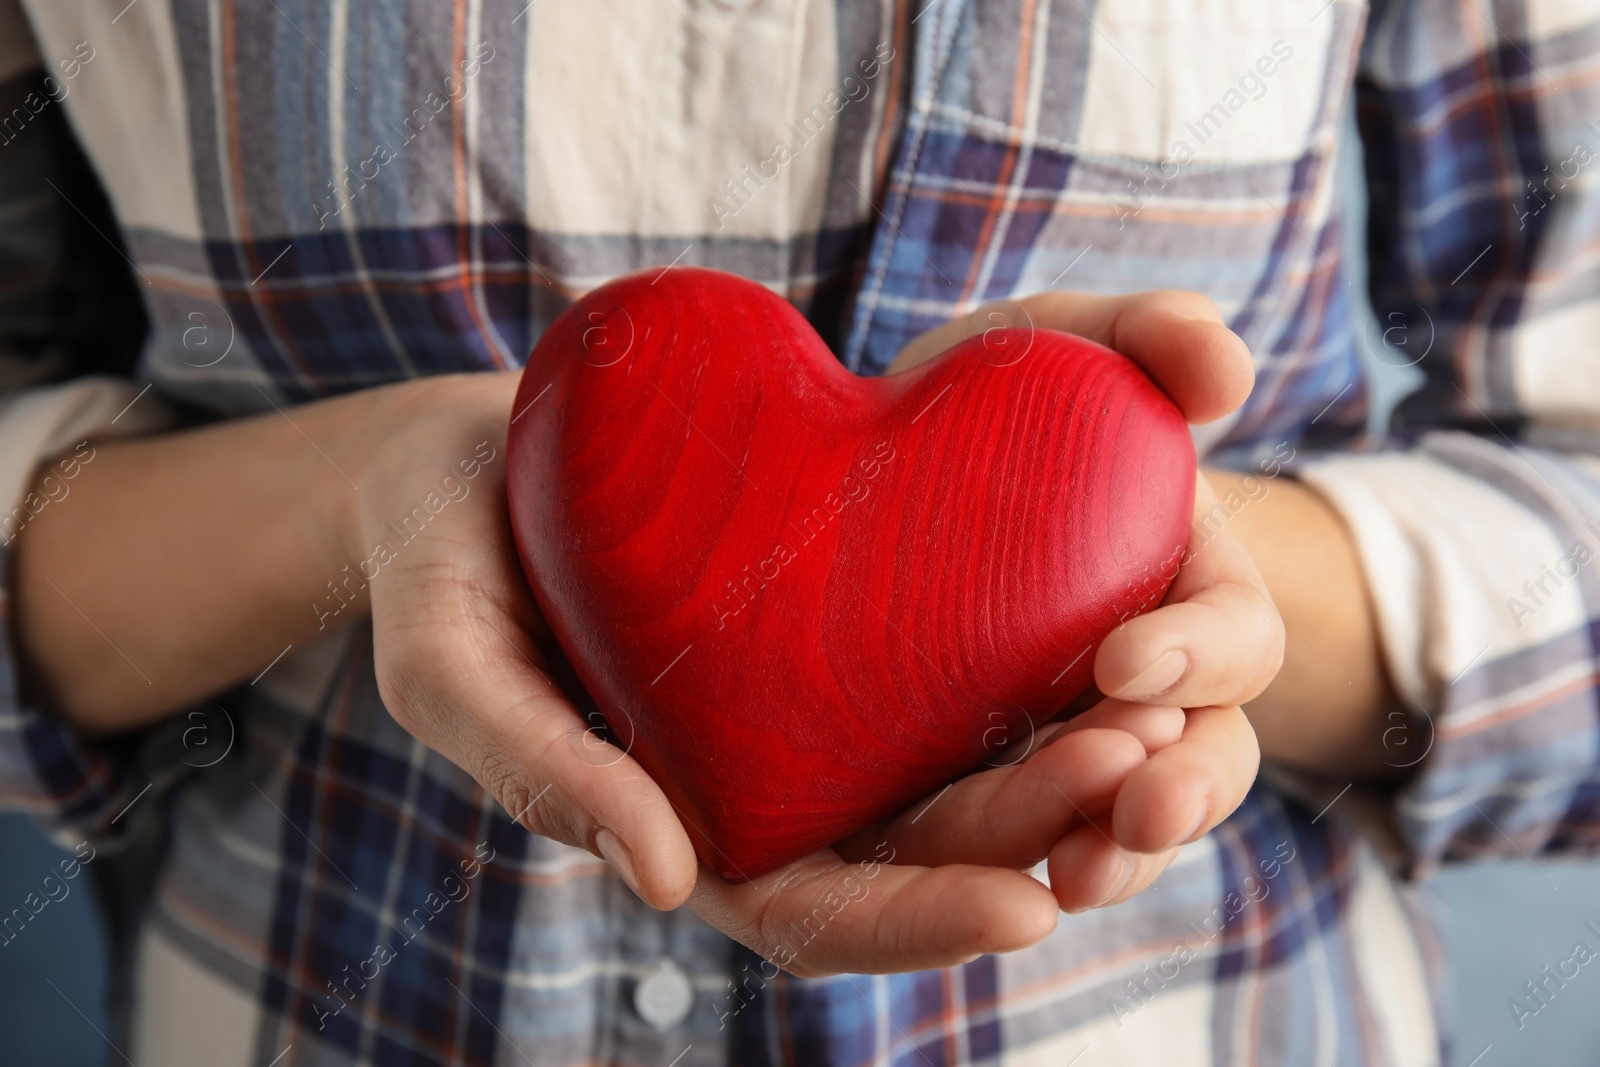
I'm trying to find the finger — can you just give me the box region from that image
[1048,698,1186,754]
[1096,587,1282,708]
[887,290,1227,375]
[1111,705,1260,853]
[1047,817,1178,913]
[690,850,1059,977]
[838,726,1147,869]
[375,569,698,911]
[1103,297,1254,424]
[1096,475,1286,708]
[887,290,1254,424]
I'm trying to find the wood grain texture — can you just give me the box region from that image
[506,268,1196,880]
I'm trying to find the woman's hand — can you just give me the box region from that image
[357,290,1282,976]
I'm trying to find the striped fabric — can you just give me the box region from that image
[0,0,1596,1063]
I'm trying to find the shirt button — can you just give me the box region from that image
[634,959,694,1031]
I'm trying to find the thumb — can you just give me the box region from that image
[373,576,699,910]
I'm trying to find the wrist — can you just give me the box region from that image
[1212,469,1400,778]
[338,372,519,566]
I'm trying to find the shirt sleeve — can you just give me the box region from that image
[0,54,174,848]
[1299,436,1600,874]
[1295,0,1600,874]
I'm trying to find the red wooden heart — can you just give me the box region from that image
[506,268,1195,880]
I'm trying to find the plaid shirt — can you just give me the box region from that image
[2,0,1599,1063]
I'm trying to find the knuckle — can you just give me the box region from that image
[745,883,841,980]
[879,891,928,962]
[748,883,795,953]
[476,747,582,848]
[482,753,536,826]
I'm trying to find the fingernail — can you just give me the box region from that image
[1093,860,1135,909]
[595,829,640,896]
[1172,804,1209,848]
[1118,649,1188,701]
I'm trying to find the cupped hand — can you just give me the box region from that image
[358,373,702,908]
[848,290,1279,922]
[363,287,1278,979]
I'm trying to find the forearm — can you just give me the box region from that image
[1204,468,1401,779]
[10,375,506,736]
